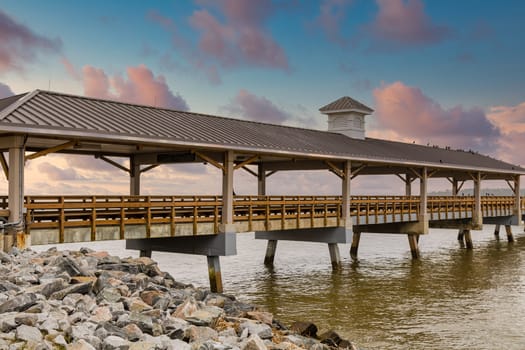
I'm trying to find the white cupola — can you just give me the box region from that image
[319,96,373,140]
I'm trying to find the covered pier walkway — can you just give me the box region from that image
[0,90,524,292]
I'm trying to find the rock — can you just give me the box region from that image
[184,325,218,343]
[139,290,162,306]
[319,330,348,347]
[242,334,267,350]
[0,293,37,313]
[97,287,122,304]
[240,321,273,339]
[185,306,223,327]
[28,279,67,298]
[290,321,318,337]
[127,342,156,350]
[50,282,93,300]
[246,311,273,326]
[57,256,85,277]
[71,276,98,285]
[284,334,319,349]
[67,339,97,350]
[14,313,38,326]
[102,335,129,350]
[129,311,153,334]
[71,322,98,341]
[122,323,143,341]
[172,297,199,319]
[15,324,43,342]
[89,306,113,323]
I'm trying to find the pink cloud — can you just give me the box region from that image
[81,64,189,111]
[189,0,288,69]
[0,82,14,98]
[82,65,112,100]
[487,102,525,165]
[61,57,80,80]
[149,1,288,84]
[313,0,353,45]
[223,89,292,124]
[372,81,500,153]
[38,162,81,181]
[368,0,450,47]
[0,10,62,74]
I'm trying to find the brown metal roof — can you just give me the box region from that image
[0,90,522,175]
[319,96,374,114]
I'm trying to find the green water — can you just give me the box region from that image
[40,226,525,349]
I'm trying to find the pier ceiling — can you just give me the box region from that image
[0,90,523,179]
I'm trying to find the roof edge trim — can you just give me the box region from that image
[0,90,40,121]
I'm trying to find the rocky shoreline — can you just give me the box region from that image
[0,247,358,350]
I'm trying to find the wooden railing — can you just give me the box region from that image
[0,195,519,242]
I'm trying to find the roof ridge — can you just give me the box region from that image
[0,90,40,121]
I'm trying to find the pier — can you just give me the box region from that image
[0,91,524,292]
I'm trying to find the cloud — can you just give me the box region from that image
[0,82,14,98]
[38,162,82,181]
[81,64,189,111]
[313,0,353,45]
[148,1,288,84]
[223,89,292,124]
[487,102,525,166]
[0,10,62,74]
[372,81,500,153]
[367,0,450,48]
[61,57,81,80]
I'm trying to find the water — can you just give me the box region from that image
[34,226,525,349]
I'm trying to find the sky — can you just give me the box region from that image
[1,0,525,196]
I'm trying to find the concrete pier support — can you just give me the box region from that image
[494,224,501,240]
[139,249,151,258]
[264,240,277,266]
[505,225,514,243]
[457,229,465,247]
[328,243,341,270]
[350,232,361,261]
[207,256,222,293]
[464,229,473,249]
[7,137,25,251]
[407,234,420,259]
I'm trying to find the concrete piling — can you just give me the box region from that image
[407,234,420,259]
[328,243,341,270]
[207,255,223,293]
[264,240,278,266]
[505,225,514,243]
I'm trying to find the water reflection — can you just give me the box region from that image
[34,227,525,349]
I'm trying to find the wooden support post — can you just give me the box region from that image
[472,172,483,229]
[513,175,521,225]
[130,156,141,196]
[405,174,412,197]
[220,151,235,234]
[257,163,266,196]
[264,239,278,266]
[407,234,420,259]
[207,256,223,293]
[328,243,341,270]
[7,137,25,251]
[418,167,429,234]
[139,249,152,258]
[452,179,458,196]
[350,232,361,261]
[463,229,473,249]
[341,161,352,229]
[505,225,514,243]
[494,224,500,240]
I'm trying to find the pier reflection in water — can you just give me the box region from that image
[36,226,525,350]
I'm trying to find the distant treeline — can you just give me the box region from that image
[429,188,523,196]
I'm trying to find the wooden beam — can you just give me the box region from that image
[394,173,405,182]
[409,168,422,179]
[234,155,258,170]
[506,179,515,193]
[97,155,130,173]
[428,169,439,178]
[266,170,277,178]
[194,151,225,172]
[140,164,159,174]
[457,180,465,193]
[350,164,366,179]
[241,166,258,177]
[325,161,345,179]
[328,168,343,179]
[0,152,8,180]
[25,140,76,161]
